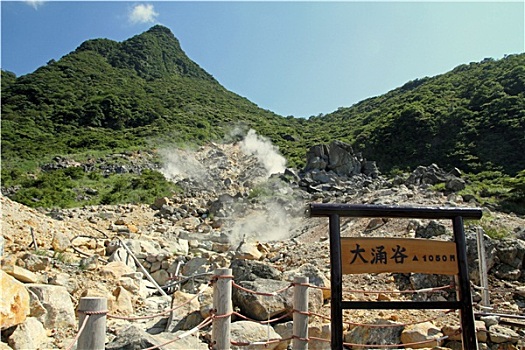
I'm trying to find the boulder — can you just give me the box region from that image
[152,197,171,210]
[108,247,136,270]
[415,220,448,239]
[488,325,520,344]
[344,319,403,347]
[112,286,134,315]
[492,239,525,280]
[100,261,135,280]
[230,259,282,283]
[105,324,162,350]
[7,317,51,350]
[327,140,362,176]
[182,257,210,276]
[233,279,293,321]
[51,231,71,253]
[17,253,51,272]
[3,265,39,283]
[445,177,466,192]
[282,263,330,300]
[151,269,170,286]
[233,278,323,321]
[230,320,284,350]
[155,330,209,349]
[274,321,330,350]
[442,320,487,343]
[0,270,30,330]
[400,321,443,348]
[49,272,80,295]
[169,291,201,322]
[26,284,76,329]
[235,241,263,260]
[304,141,365,177]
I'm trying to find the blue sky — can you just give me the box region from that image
[1,1,524,118]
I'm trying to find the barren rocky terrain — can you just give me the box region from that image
[1,139,524,349]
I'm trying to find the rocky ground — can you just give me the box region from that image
[1,138,524,349]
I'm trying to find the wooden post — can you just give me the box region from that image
[293,276,309,350]
[329,214,343,350]
[476,228,490,308]
[453,216,478,350]
[212,268,232,350]
[77,297,107,350]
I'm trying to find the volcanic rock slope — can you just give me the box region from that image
[1,140,524,349]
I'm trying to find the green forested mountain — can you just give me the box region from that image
[313,55,525,176]
[1,25,524,209]
[1,25,303,164]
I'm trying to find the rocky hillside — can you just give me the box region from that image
[2,25,524,214]
[1,137,524,349]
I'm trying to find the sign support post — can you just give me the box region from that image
[308,203,482,350]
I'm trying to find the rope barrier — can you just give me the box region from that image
[64,314,90,350]
[107,284,210,321]
[63,260,522,350]
[230,337,290,347]
[210,274,235,281]
[141,316,213,350]
[210,310,235,319]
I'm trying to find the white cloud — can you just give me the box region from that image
[129,4,159,24]
[24,0,44,9]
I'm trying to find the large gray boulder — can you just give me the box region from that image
[230,259,282,283]
[344,319,403,347]
[326,140,362,176]
[233,278,323,321]
[26,284,76,329]
[230,320,284,350]
[492,238,525,281]
[232,279,293,321]
[304,140,379,178]
[6,317,51,350]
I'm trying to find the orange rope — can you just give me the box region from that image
[142,316,213,350]
[64,314,90,350]
[108,284,209,321]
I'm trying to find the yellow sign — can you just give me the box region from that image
[341,237,458,275]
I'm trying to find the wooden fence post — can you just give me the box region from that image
[293,276,309,350]
[77,297,107,350]
[212,268,232,350]
[476,228,490,308]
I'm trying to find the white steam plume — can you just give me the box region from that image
[240,129,286,176]
[228,201,302,246]
[158,148,207,183]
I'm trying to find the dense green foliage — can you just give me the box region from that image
[313,55,525,176]
[1,25,524,211]
[7,167,180,208]
[1,25,304,167]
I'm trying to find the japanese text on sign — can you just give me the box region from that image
[341,237,458,275]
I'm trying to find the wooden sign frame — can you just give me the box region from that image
[308,203,482,350]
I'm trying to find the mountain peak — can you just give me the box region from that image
[76,25,215,82]
[145,24,174,36]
